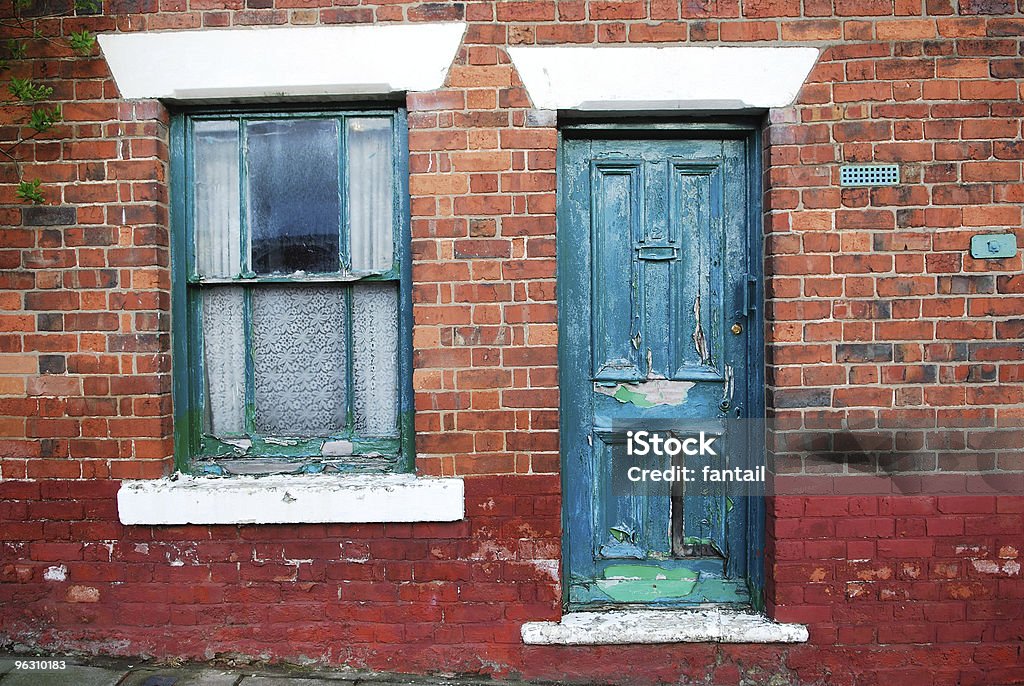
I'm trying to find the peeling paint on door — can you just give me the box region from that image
[719,364,735,411]
[594,379,696,407]
[596,564,699,602]
[692,294,711,365]
[561,132,760,609]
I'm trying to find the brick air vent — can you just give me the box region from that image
[839,163,900,187]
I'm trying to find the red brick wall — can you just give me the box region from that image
[3,479,1021,684]
[2,0,1024,683]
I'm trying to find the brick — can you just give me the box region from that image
[962,161,1020,182]
[960,80,1018,100]
[407,91,465,112]
[743,0,800,16]
[319,7,372,23]
[447,66,513,89]
[719,21,778,41]
[990,59,1024,79]
[624,21,686,41]
[22,206,77,226]
[835,0,895,14]
[499,129,558,150]
[409,130,468,151]
[876,20,936,39]
[407,2,464,21]
[495,1,555,21]
[536,24,595,43]
[834,81,893,102]
[834,120,892,142]
[451,151,512,172]
[958,0,1013,13]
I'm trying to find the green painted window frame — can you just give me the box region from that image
[168,107,414,476]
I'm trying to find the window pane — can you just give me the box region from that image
[252,284,347,437]
[347,118,394,273]
[352,282,399,437]
[201,286,246,435]
[246,119,341,274]
[194,120,241,278]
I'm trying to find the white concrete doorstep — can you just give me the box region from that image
[521,607,809,645]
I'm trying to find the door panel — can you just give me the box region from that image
[592,429,670,560]
[592,161,644,381]
[560,131,759,608]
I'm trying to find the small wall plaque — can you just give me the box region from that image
[970,233,1017,260]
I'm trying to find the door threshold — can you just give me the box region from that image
[520,607,808,645]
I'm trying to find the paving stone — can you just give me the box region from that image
[0,655,530,686]
[240,677,353,686]
[1,664,122,686]
[119,667,241,686]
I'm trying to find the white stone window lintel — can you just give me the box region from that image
[98,22,467,101]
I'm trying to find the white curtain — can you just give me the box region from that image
[348,118,394,273]
[251,285,348,437]
[201,287,245,435]
[352,283,399,437]
[193,120,241,278]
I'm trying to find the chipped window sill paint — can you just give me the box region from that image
[520,608,808,645]
[117,474,464,525]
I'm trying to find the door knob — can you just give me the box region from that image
[731,323,743,335]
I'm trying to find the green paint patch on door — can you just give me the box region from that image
[595,380,695,407]
[558,124,764,610]
[597,564,699,602]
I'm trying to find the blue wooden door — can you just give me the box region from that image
[559,130,760,608]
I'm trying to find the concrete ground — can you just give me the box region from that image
[0,652,540,686]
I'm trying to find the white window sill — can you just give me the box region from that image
[117,474,464,525]
[520,608,808,645]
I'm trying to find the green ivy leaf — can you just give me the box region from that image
[5,0,105,210]
[29,105,61,132]
[68,30,96,54]
[5,40,28,61]
[9,77,54,102]
[16,179,45,205]
[74,0,103,13]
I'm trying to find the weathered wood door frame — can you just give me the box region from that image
[556,119,766,610]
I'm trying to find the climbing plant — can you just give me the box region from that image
[1,0,101,204]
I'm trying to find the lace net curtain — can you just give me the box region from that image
[192,116,399,441]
